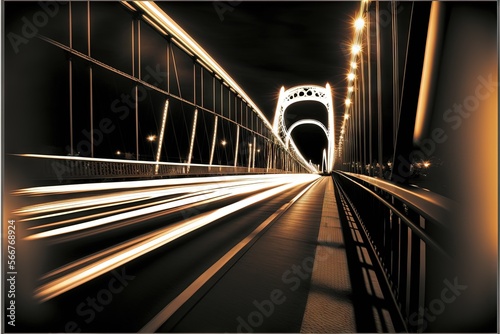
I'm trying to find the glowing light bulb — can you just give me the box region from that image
[354,17,365,31]
[352,44,361,55]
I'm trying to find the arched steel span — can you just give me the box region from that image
[273,84,335,172]
[285,119,329,148]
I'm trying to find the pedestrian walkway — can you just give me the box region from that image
[301,176,401,333]
[300,177,356,332]
[166,176,403,333]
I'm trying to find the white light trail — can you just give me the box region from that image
[13,168,292,195]
[25,178,289,240]
[20,177,296,239]
[33,174,320,302]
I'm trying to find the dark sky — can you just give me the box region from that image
[157,1,360,164]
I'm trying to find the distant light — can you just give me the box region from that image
[147,135,157,142]
[354,17,365,31]
[352,44,361,55]
[345,98,352,106]
[348,86,354,93]
[347,73,356,81]
[351,62,357,69]
[344,114,350,120]
[423,161,431,168]
[221,140,227,146]
[116,151,121,155]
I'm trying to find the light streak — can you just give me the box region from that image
[25,182,273,240]
[21,178,290,239]
[13,167,292,195]
[33,174,319,301]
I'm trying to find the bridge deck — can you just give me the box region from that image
[159,176,402,332]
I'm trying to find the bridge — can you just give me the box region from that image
[2,1,497,333]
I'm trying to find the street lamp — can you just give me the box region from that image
[221,140,227,165]
[351,44,361,55]
[354,17,365,31]
[147,135,157,160]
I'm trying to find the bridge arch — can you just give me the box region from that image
[285,119,329,149]
[272,84,335,172]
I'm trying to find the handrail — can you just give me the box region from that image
[334,171,450,259]
[340,171,455,228]
[14,154,301,182]
[333,170,455,332]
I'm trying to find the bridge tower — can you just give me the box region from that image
[272,84,335,172]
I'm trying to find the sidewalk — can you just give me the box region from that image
[300,176,356,332]
[166,176,401,333]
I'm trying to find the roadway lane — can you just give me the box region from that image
[163,176,331,333]
[9,174,320,332]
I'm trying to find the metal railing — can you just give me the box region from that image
[14,154,292,182]
[332,171,457,332]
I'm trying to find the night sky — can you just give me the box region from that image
[157,1,360,164]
